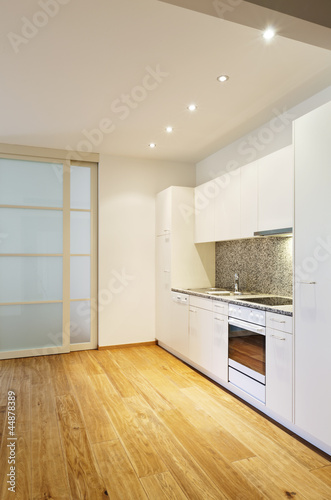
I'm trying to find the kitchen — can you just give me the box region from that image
[1,0,331,497]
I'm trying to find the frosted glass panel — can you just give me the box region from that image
[70,211,90,254]
[70,301,91,344]
[70,166,90,209]
[0,158,63,207]
[0,257,62,302]
[70,256,90,299]
[0,303,63,351]
[0,208,63,254]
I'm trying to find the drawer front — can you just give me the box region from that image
[189,295,213,311]
[266,312,292,334]
[212,300,228,316]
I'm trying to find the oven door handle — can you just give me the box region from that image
[228,318,266,335]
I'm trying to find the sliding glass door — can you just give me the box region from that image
[0,156,97,359]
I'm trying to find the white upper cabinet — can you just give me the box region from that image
[214,171,241,241]
[257,146,294,232]
[240,160,258,238]
[156,188,172,236]
[194,180,215,243]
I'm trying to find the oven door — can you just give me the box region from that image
[228,317,266,403]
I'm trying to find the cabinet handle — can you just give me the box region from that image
[214,318,224,322]
[296,281,316,285]
[271,334,286,341]
[270,318,286,324]
[215,305,225,309]
[164,229,170,233]
[189,309,197,313]
[163,270,170,273]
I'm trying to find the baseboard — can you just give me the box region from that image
[98,341,157,350]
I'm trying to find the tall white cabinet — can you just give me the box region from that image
[294,100,331,450]
[156,186,214,349]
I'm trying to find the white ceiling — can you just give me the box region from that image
[1,0,331,163]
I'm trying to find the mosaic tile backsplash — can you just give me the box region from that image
[215,237,293,297]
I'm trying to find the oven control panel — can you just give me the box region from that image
[228,304,266,326]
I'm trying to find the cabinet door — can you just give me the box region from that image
[258,146,293,231]
[240,160,258,238]
[214,171,240,241]
[170,295,189,357]
[155,234,171,343]
[212,312,228,381]
[294,101,331,447]
[189,307,213,370]
[194,180,215,243]
[156,188,172,236]
[266,329,293,421]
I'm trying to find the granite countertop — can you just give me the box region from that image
[172,287,293,317]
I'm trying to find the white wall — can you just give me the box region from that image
[98,154,195,347]
[196,85,331,185]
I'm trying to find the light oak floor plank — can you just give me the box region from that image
[67,369,117,443]
[140,471,189,500]
[124,395,228,500]
[56,393,108,499]
[92,439,148,500]
[31,382,70,500]
[310,465,331,489]
[232,456,306,499]
[140,366,254,463]
[98,389,168,477]
[158,408,264,500]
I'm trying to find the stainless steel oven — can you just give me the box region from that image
[228,304,266,403]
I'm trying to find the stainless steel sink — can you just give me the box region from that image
[188,288,256,296]
[206,290,252,296]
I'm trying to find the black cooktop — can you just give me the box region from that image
[240,296,292,306]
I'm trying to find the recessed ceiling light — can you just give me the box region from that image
[149,143,156,148]
[188,104,197,112]
[165,126,173,133]
[217,75,229,83]
[263,28,275,40]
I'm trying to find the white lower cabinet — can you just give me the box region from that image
[169,292,189,357]
[189,298,213,371]
[266,323,293,422]
[212,310,228,382]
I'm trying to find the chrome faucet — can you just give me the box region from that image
[234,272,239,294]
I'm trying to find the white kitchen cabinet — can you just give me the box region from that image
[214,171,241,241]
[194,179,215,243]
[266,322,293,422]
[294,100,331,450]
[189,299,213,371]
[156,187,214,345]
[155,233,172,344]
[240,160,258,238]
[258,146,294,232]
[156,188,171,236]
[212,307,228,382]
[167,292,189,357]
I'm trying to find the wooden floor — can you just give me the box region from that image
[0,346,331,499]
